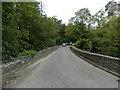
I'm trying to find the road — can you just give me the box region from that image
[15,46,118,88]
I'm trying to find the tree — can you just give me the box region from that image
[75,8,91,25]
[65,22,87,45]
[92,9,107,28]
[66,0,120,58]
[2,2,62,60]
[105,0,118,17]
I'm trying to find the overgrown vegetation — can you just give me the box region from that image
[18,50,37,57]
[2,0,120,61]
[2,2,64,60]
[65,0,120,58]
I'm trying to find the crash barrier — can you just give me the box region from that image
[70,46,120,77]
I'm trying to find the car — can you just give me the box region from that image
[72,43,75,46]
[70,42,72,45]
[62,43,66,47]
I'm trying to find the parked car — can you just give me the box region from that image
[62,43,66,47]
[72,43,75,46]
[70,42,72,45]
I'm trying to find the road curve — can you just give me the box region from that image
[15,46,118,88]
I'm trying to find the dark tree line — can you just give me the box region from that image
[2,2,64,60]
[2,0,120,60]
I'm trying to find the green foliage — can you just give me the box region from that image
[88,16,119,58]
[105,0,117,17]
[2,2,62,60]
[66,1,120,58]
[18,50,37,57]
[2,1,120,61]
[75,8,91,24]
[75,39,89,51]
[65,22,87,44]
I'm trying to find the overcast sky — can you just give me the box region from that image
[37,0,119,24]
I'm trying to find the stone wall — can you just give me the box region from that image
[70,46,120,77]
[2,45,59,76]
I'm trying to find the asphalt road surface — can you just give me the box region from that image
[15,46,118,88]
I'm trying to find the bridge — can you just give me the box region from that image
[2,46,120,88]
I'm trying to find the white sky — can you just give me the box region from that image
[37,0,120,24]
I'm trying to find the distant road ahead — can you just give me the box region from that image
[15,46,118,88]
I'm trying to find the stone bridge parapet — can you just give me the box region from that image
[70,46,120,77]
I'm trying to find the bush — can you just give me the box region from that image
[75,39,89,51]
[18,50,37,57]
